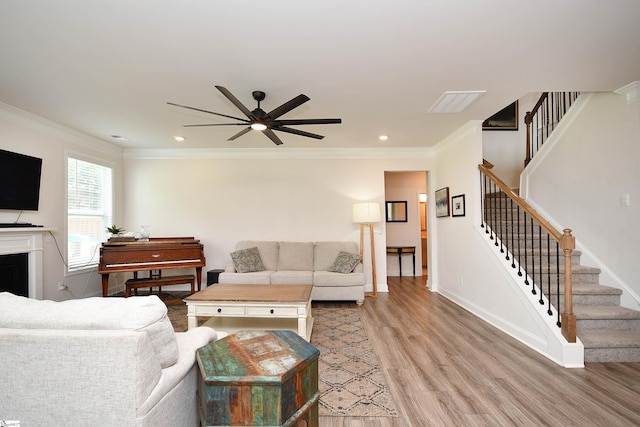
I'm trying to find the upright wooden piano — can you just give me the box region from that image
[98,237,205,297]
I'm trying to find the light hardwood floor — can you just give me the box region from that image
[316,275,640,427]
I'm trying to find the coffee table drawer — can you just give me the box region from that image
[246,306,299,317]
[210,306,246,316]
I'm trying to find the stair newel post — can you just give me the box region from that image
[524,111,532,166]
[561,228,577,343]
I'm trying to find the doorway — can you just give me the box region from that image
[383,171,428,279]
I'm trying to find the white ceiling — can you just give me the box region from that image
[1,1,639,150]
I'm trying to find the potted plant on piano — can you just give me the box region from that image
[106,225,134,242]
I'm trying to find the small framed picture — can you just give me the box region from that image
[435,187,450,217]
[482,101,518,130]
[451,194,465,217]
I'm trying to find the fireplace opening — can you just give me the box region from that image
[0,253,29,297]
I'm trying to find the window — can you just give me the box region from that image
[67,155,113,272]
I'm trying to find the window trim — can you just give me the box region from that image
[65,151,115,275]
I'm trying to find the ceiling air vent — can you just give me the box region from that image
[428,90,486,113]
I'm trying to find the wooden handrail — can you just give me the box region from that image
[479,163,576,342]
[524,92,549,125]
[524,92,549,166]
[523,92,579,166]
[480,164,563,242]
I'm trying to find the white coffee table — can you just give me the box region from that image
[183,284,314,341]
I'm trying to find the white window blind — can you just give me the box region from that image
[67,156,113,272]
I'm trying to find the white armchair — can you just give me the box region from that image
[0,292,219,427]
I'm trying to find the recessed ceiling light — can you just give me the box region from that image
[428,90,486,113]
[174,136,185,142]
[110,135,128,141]
[379,135,389,141]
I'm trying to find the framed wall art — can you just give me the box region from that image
[451,194,465,217]
[435,187,450,217]
[482,101,518,131]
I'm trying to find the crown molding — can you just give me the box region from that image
[0,102,122,156]
[614,81,640,104]
[123,146,436,160]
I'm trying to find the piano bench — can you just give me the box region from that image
[125,274,195,297]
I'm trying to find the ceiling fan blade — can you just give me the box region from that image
[167,102,249,123]
[274,126,325,140]
[227,127,252,141]
[183,123,249,127]
[215,86,256,120]
[263,128,284,145]
[265,94,310,120]
[271,118,342,126]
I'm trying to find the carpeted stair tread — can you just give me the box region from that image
[579,330,640,348]
[526,265,601,274]
[574,305,640,320]
[551,283,622,295]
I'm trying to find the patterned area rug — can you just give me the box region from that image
[311,307,398,417]
[165,298,397,417]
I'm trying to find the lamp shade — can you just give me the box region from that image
[352,202,381,224]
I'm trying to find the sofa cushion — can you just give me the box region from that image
[218,271,273,285]
[313,271,366,287]
[313,241,361,271]
[0,292,179,368]
[230,247,265,273]
[328,251,362,274]
[270,271,314,285]
[277,241,314,271]
[235,241,279,271]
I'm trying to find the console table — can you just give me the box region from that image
[386,245,416,277]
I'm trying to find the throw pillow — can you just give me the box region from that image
[230,246,266,273]
[328,251,362,274]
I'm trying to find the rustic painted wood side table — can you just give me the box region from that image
[196,330,320,427]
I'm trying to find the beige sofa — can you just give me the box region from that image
[0,292,221,427]
[219,241,365,305]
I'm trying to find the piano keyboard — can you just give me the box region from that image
[106,259,203,268]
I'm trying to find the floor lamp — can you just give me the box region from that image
[353,202,381,297]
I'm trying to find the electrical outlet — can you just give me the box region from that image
[459,277,464,287]
[620,194,631,207]
[58,282,68,291]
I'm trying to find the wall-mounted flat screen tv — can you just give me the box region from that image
[0,149,43,211]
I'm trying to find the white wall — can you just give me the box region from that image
[122,150,436,294]
[0,104,124,300]
[522,88,640,309]
[384,171,426,276]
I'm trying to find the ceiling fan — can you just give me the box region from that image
[168,86,342,145]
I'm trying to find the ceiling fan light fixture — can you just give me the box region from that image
[169,86,341,145]
[251,122,267,131]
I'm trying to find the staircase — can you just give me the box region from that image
[486,190,640,362]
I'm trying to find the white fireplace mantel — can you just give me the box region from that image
[0,228,52,299]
